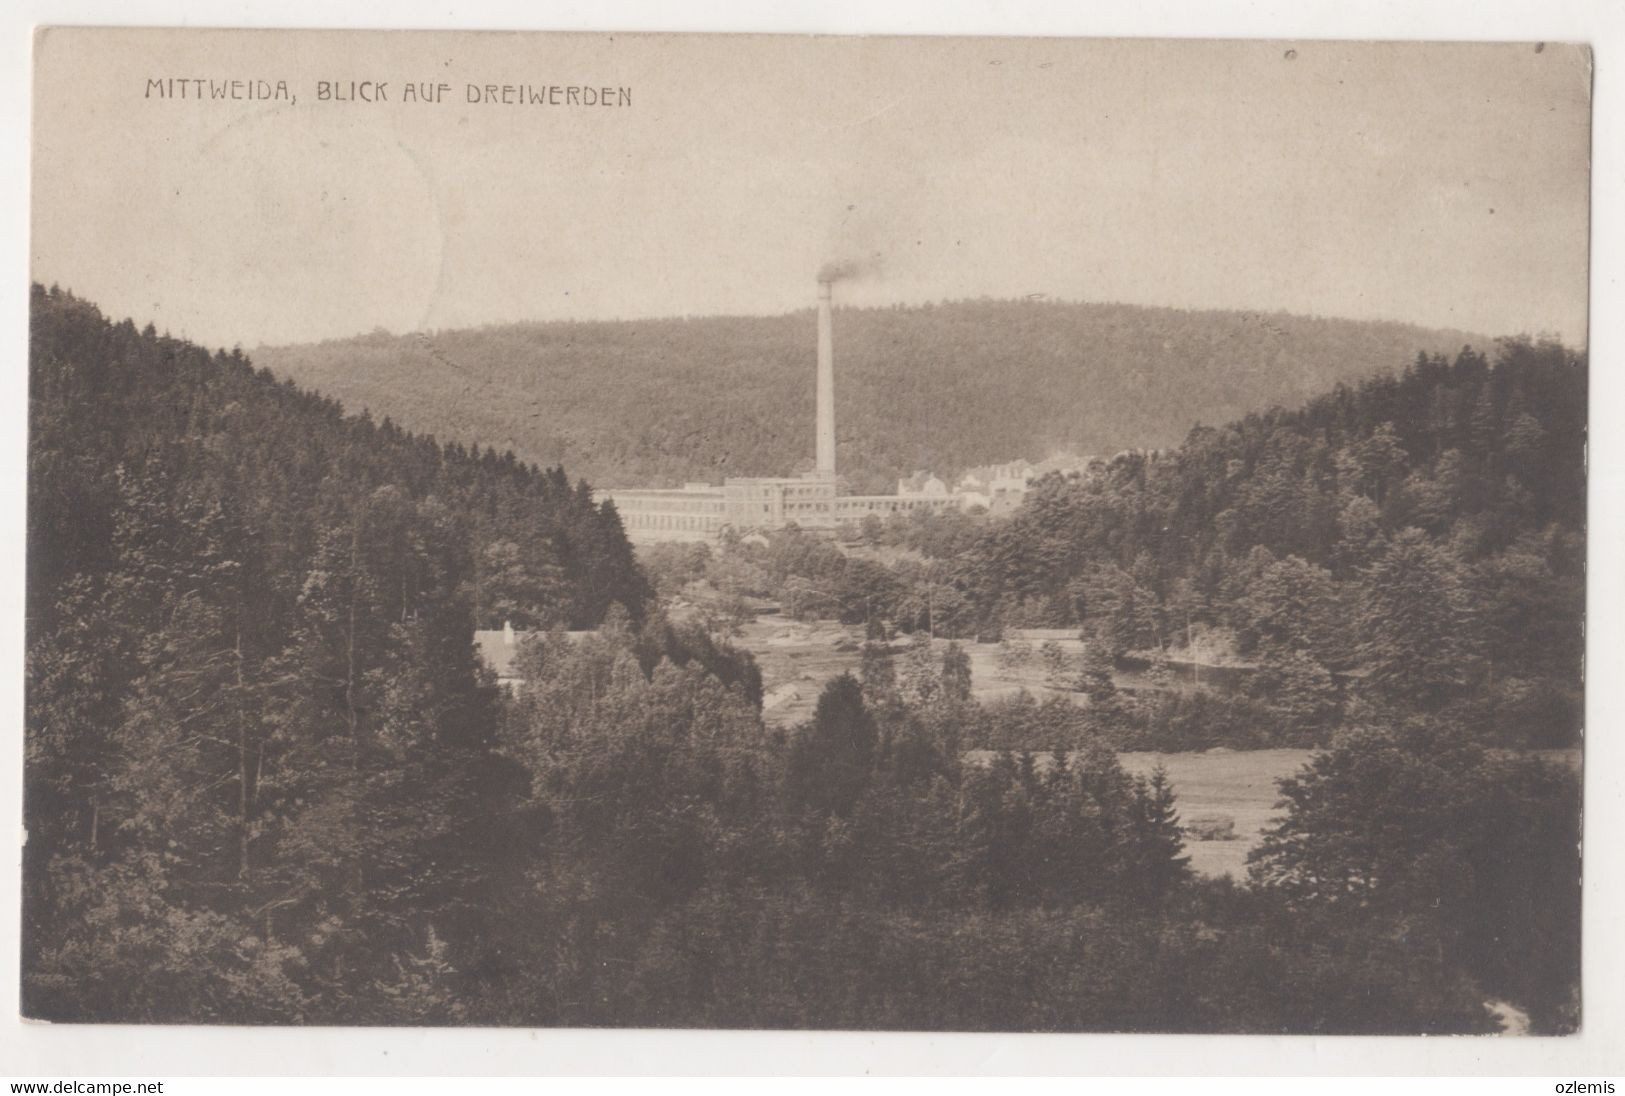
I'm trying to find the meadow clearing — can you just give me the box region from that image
[733,614,1309,877]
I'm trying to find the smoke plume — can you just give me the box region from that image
[817,254,884,286]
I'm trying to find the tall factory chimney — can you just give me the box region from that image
[816,279,835,477]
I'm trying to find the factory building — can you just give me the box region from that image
[598,278,964,543]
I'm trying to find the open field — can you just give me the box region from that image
[731,616,1078,725]
[1119,749,1313,878]
[734,615,1242,725]
[734,616,872,727]
[735,617,1102,726]
[734,613,1311,877]
[956,746,1316,879]
[732,612,1584,880]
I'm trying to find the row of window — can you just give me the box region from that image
[621,493,955,531]
[614,497,724,513]
[631,512,723,531]
[836,498,949,514]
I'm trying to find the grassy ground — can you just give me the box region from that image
[734,618,1097,726]
[734,616,871,727]
[730,613,1581,880]
[734,617,1232,724]
[732,614,1310,877]
[1119,749,1314,878]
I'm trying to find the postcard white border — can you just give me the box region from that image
[2,0,1620,1078]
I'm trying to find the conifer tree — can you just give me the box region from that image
[940,641,973,705]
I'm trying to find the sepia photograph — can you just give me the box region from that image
[21,23,1593,1045]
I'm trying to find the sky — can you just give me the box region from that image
[32,29,1592,348]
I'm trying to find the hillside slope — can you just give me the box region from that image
[253,299,1484,493]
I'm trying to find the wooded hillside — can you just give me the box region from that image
[24,283,654,1020]
[252,300,1484,492]
[672,336,1586,753]
[24,288,1581,1033]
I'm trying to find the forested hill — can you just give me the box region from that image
[24,286,1584,1032]
[27,282,655,895]
[694,335,1587,751]
[252,299,1484,493]
[29,284,648,637]
[952,336,1586,749]
[24,281,652,1005]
